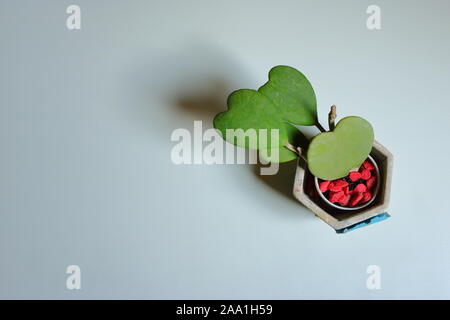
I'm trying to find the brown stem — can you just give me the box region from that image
[315,122,327,132]
[328,105,337,131]
[284,141,307,162]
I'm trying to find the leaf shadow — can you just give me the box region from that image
[125,42,311,217]
[252,129,311,205]
[175,79,228,127]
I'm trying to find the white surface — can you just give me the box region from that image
[0,0,449,299]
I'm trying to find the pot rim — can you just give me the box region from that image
[313,155,380,211]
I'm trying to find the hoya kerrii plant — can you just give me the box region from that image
[213,65,376,209]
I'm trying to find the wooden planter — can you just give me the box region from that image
[293,140,393,233]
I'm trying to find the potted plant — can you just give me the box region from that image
[213,65,393,233]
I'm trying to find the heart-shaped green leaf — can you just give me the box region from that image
[306,116,374,180]
[213,89,300,163]
[258,65,317,126]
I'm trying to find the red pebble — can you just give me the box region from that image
[366,176,376,190]
[354,183,367,193]
[349,192,364,207]
[360,169,371,180]
[363,160,375,170]
[362,191,372,203]
[334,179,349,188]
[349,171,361,181]
[338,194,351,206]
[329,191,344,203]
[319,180,331,193]
[329,180,347,192]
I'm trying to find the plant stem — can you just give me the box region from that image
[315,122,327,132]
[284,141,307,162]
[328,105,337,131]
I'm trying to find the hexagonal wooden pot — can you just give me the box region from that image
[293,140,393,232]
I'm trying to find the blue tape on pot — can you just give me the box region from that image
[336,213,390,234]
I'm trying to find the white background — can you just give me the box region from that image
[0,0,449,298]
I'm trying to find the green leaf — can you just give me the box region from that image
[306,116,374,180]
[213,89,299,163]
[258,65,317,126]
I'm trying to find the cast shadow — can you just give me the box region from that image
[128,42,310,212]
[253,160,300,204]
[174,77,307,204]
[252,129,310,204]
[172,75,307,206]
[174,79,229,128]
